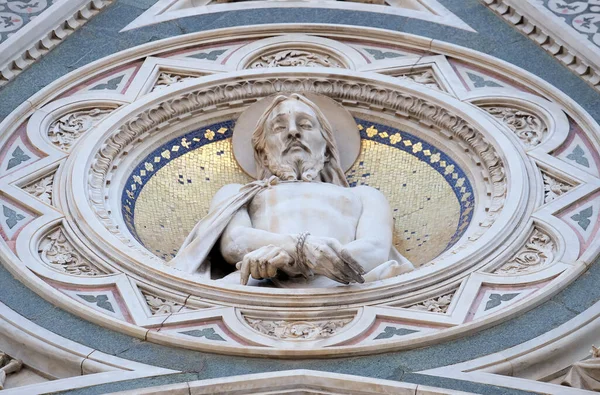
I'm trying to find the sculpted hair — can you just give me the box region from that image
[251,94,349,187]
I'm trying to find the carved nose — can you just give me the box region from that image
[287,130,301,140]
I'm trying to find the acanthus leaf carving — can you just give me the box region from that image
[249,50,343,69]
[394,70,441,90]
[48,108,114,151]
[494,228,555,275]
[0,352,23,390]
[245,317,352,340]
[23,173,54,205]
[483,106,547,149]
[407,292,454,313]
[152,72,201,92]
[39,228,107,276]
[143,292,187,315]
[542,172,573,203]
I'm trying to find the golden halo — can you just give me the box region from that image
[232,93,361,178]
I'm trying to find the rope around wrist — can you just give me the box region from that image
[295,231,311,276]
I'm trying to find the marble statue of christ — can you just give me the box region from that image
[171,94,414,286]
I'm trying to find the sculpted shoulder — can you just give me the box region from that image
[349,185,389,203]
[209,183,244,210]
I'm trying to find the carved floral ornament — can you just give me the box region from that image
[2,27,597,357]
[47,108,114,151]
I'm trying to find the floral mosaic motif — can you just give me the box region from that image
[544,0,600,48]
[143,292,184,315]
[566,145,590,167]
[89,75,123,91]
[179,328,225,341]
[484,293,519,311]
[374,326,419,340]
[483,106,547,148]
[249,50,343,68]
[245,318,352,340]
[466,72,502,88]
[77,294,115,312]
[2,205,24,229]
[39,228,105,276]
[6,146,30,170]
[542,172,573,203]
[152,72,200,92]
[187,49,227,60]
[571,206,593,230]
[407,292,454,313]
[0,0,55,44]
[48,108,114,151]
[364,48,404,59]
[495,228,555,275]
[23,173,54,205]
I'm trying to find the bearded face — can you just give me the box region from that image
[262,99,328,181]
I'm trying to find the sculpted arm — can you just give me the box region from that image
[344,186,394,272]
[214,184,296,264]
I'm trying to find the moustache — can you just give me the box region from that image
[282,139,311,155]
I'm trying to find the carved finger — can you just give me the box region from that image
[237,258,252,285]
[317,253,352,284]
[258,261,269,279]
[250,258,262,280]
[340,249,366,276]
[266,264,278,278]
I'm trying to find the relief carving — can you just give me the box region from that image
[494,228,555,275]
[407,292,454,313]
[0,352,23,390]
[152,72,200,92]
[542,172,572,203]
[562,345,600,391]
[482,106,547,149]
[395,70,441,90]
[245,317,352,340]
[23,173,54,205]
[143,292,185,315]
[249,50,343,68]
[88,77,506,252]
[48,108,114,151]
[39,228,106,276]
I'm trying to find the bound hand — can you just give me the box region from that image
[236,245,294,285]
[302,236,365,284]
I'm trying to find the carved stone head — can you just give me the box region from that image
[251,94,348,186]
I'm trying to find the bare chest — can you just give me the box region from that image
[248,183,362,238]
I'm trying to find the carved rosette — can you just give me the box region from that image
[494,228,555,275]
[48,108,114,151]
[407,292,454,313]
[245,317,352,340]
[39,228,106,276]
[248,50,343,68]
[482,106,547,149]
[23,174,54,205]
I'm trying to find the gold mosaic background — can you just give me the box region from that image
[134,138,460,266]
